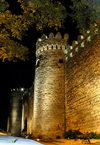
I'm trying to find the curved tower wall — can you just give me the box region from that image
[33,33,69,138]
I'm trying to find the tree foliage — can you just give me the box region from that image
[0,0,99,62]
[19,0,67,30]
[70,0,99,33]
[0,0,67,62]
[0,0,9,12]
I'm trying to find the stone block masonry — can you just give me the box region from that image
[65,32,100,133]
[33,31,100,138]
[33,32,68,138]
[27,85,34,135]
[8,30,100,139]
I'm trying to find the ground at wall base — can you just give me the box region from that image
[40,139,100,145]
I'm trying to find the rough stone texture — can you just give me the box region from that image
[65,32,100,133]
[8,31,100,138]
[8,91,22,136]
[36,32,69,53]
[27,85,34,134]
[33,48,66,138]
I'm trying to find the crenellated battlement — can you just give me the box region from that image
[65,29,99,61]
[36,29,99,59]
[65,30,93,61]
[36,32,69,55]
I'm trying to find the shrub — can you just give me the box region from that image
[64,129,82,139]
[85,132,96,139]
[85,132,100,139]
[56,136,61,139]
[64,130,100,139]
[95,134,100,139]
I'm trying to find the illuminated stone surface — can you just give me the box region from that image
[65,33,100,133]
[9,31,100,138]
[27,86,34,135]
[33,33,68,138]
[33,32,100,137]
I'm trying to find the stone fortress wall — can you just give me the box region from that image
[33,30,100,138]
[8,27,100,139]
[65,32,100,133]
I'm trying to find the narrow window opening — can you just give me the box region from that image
[56,45,58,49]
[59,59,63,63]
[36,59,40,68]
[60,46,62,49]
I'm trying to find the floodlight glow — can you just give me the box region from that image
[38,38,42,42]
[20,88,24,91]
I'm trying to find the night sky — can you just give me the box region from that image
[0,0,99,131]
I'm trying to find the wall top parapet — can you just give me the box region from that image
[65,28,99,62]
[36,26,99,57]
[36,32,69,50]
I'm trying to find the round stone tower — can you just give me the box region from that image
[33,32,69,138]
